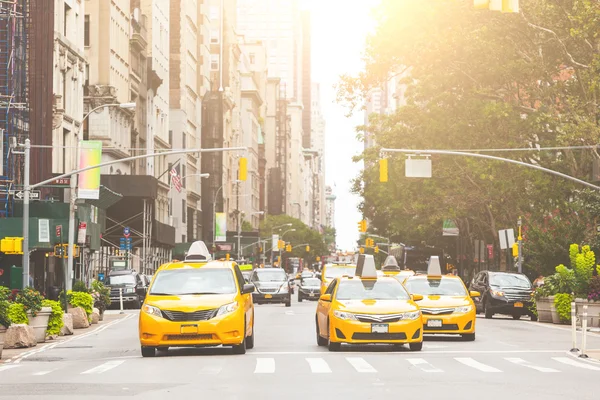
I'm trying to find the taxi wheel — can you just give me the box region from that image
[285,298,291,307]
[484,300,494,319]
[461,333,476,341]
[232,320,247,355]
[246,323,255,350]
[409,342,423,351]
[141,346,156,357]
[530,314,538,322]
[316,319,328,346]
[512,313,521,320]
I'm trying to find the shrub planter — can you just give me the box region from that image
[536,296,553,323]
[28,306,52,343]
[0,325,6,359]
[550,300,561,324]
[577,299,600,328]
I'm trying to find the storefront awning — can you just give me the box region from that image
[84,185,123,210]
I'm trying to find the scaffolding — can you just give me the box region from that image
[0,0,29,217]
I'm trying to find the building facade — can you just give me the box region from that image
[325,185,336,229]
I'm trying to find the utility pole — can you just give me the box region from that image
[236,181,241,260]
[517,216,523,273]
[22,139,30,289]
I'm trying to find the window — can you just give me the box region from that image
[167,162,172,185]
[210,54,219,71]
[182,234,186,243]
[64,4,71,36]
[182,199,186,223]
[182,132,186,149]
[210,29,219,44]
[249,53,255,65]
[168,130,173,145]
[182,164,186,188]
[84,15,90,46]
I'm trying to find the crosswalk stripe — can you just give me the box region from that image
[0,365,18,373]
[198,365,223,375]
[407,358,443,373]
[32,370,55,376]
[505,357,559,373]
[455,357,502,372]
[346,357,377,373]
[81,360,125,375]
[255,358,275,374]
[552,357,600,371]
[306,357,331,373]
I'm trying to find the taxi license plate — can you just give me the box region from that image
[427,319,443,328]
[371,324,389,333]
[514,302,523,308]
[309,293,315,297]
[180,324,198,334]
[264,294,273,299]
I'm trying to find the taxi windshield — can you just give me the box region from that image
[325,267,356,279]
[150,268,237,295]
[106,275,136,286]
[336,279,410,301]
[251,270,287,282]
[489,273,531,289]
[404,278,467,296]
[302,278,320,286]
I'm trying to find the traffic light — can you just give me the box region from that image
[475,0,519,12]
[226,253,230,260]
[53,244,79,258]
[379,158,388,183]
[512,243,519,257]
[358,220,367,233]
[306,245,310,252]
[0,237,23,254]
[374,246,379,254]
[278,240,284,249]
[359,247,365,254]
[316,256,320,262]
[286,244,292,252]
[238,157,248,181]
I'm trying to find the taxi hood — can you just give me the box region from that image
[145,293,236,311]
[416,295,470,308]
[336,299,417,314]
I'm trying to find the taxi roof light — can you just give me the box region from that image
[381,255,401,271]
[184,241,213,262]
[427,256,442,276]
[355,254,377,279]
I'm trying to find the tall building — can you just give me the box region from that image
[325,185,336,229]
[301,9,311,149]
[311,82,326,229]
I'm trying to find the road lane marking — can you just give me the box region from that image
[285,311,294,315]
[407,358,443,373]
[346,357,377,373]
[306,358,331,373]
[81,360,125,375]
[32,370,55,376]
[249,349,564,355]
[553,357,600,371]
[455,357,502,372]
[505,357,559,373]
[0,365,18,373]
[254,358,275,374]
[198,365,223,375]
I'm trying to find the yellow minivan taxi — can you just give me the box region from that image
[320,263,357,294]
[138,241,256,356]
[316,255,423,351]
[403,256,479,341]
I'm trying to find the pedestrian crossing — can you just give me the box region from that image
[1,355,599,378]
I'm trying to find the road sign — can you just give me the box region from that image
[50,177,71,186]
[119,238,126,251]
[77,222,87,244]
[13,190,40,200]
[55,225,62,238]
[123,227,130,238]
[125,237,132,250]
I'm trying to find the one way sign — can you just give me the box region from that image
[13,190,41,200]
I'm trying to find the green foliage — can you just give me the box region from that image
[554,293,573,323]
[259,215,328,262]
[16,287,44,317]
[72,280,88,293]
[90,280,111,313]
[588,276,600,302]
[42,299,64,336]
[7,303,28,325]
[0,286,11,327]
[569,244,579,270]
[241,220,254,232]
[67,291,93,317]
[574,245,595,296]
[535,264,576,298]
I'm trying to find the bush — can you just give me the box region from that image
[90,280,111,313]
[67,291,93,318]
[42,299,64,336]
[72,280,88,293]
[16,287,44,317]
[7,303,28,325]
[0,286,11,327]
[554,293,573,323]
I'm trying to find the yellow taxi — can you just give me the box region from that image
[316,254,424,351]
[403,256,479,341]
[319,262,357,294]
[139,241,256,357]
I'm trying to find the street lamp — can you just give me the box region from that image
[65,102,135,292]
[271,223,292,235]
[213,179,241,244]
[168,173,210,226]
[237,211,264,259]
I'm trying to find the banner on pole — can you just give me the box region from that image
[78,140,102,199]
[442,219,459,236]
[215,212,227,242]
[272,234,279,252]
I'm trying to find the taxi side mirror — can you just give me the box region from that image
[411,294,423,301]
[316,273,322,279]
[242,284,255,294]
[319,294,332,302]
[470,291,481,298]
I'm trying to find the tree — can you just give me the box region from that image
[241,220,254,232]
[259,215,328,262]
[339,0,600,274]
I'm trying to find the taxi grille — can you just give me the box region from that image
[420,308,455,315]
[424,323,459,331]
[257,287,279,294]
[161,309,217,322]
[352,332,407,340]
[355,314,404,323]
[163,334,214,341]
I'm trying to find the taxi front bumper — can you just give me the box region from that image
[139,307,245,348]
[421,311,475,334]
[330,316,423,344]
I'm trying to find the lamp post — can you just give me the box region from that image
[66,102,135,291]
[237,211,264,259]
[168,173,210,226]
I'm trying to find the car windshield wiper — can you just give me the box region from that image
[149,292,173,296]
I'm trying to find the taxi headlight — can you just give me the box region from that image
[333,310,358,321]
[216,302,239,317]
[126,287,135,294]
[491,290,505,297]
[400,311,421,320]
[279,284,289,294]
[142,304,162,318]
[454,305,473,314]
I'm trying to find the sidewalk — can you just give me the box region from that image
[1,310,133,363]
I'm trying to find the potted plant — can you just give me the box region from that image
[90,280,111,321]
[41,299,64,339]
[67,290,94,322]
[16,287,51,343]
[0,286,12,359]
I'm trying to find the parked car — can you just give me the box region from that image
[105,269,147,309]
[297,277,321,302]
[469,271,536,320]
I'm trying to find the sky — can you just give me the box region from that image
[306,0,379,250]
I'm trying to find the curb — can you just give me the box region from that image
[566,349,600,365]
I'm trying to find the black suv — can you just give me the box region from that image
[469,271,536,320]
[250,268,291,307]
[106,269,147,309]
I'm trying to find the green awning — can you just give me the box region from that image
[84,185,123,209]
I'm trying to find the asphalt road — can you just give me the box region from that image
[2,295,600,400]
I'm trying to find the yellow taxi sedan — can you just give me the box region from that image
[403,272,479,341]
[139,241,256,356]
[319,263,357,294]
[316,255,423,351]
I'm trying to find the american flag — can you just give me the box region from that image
[170,168,182,192]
